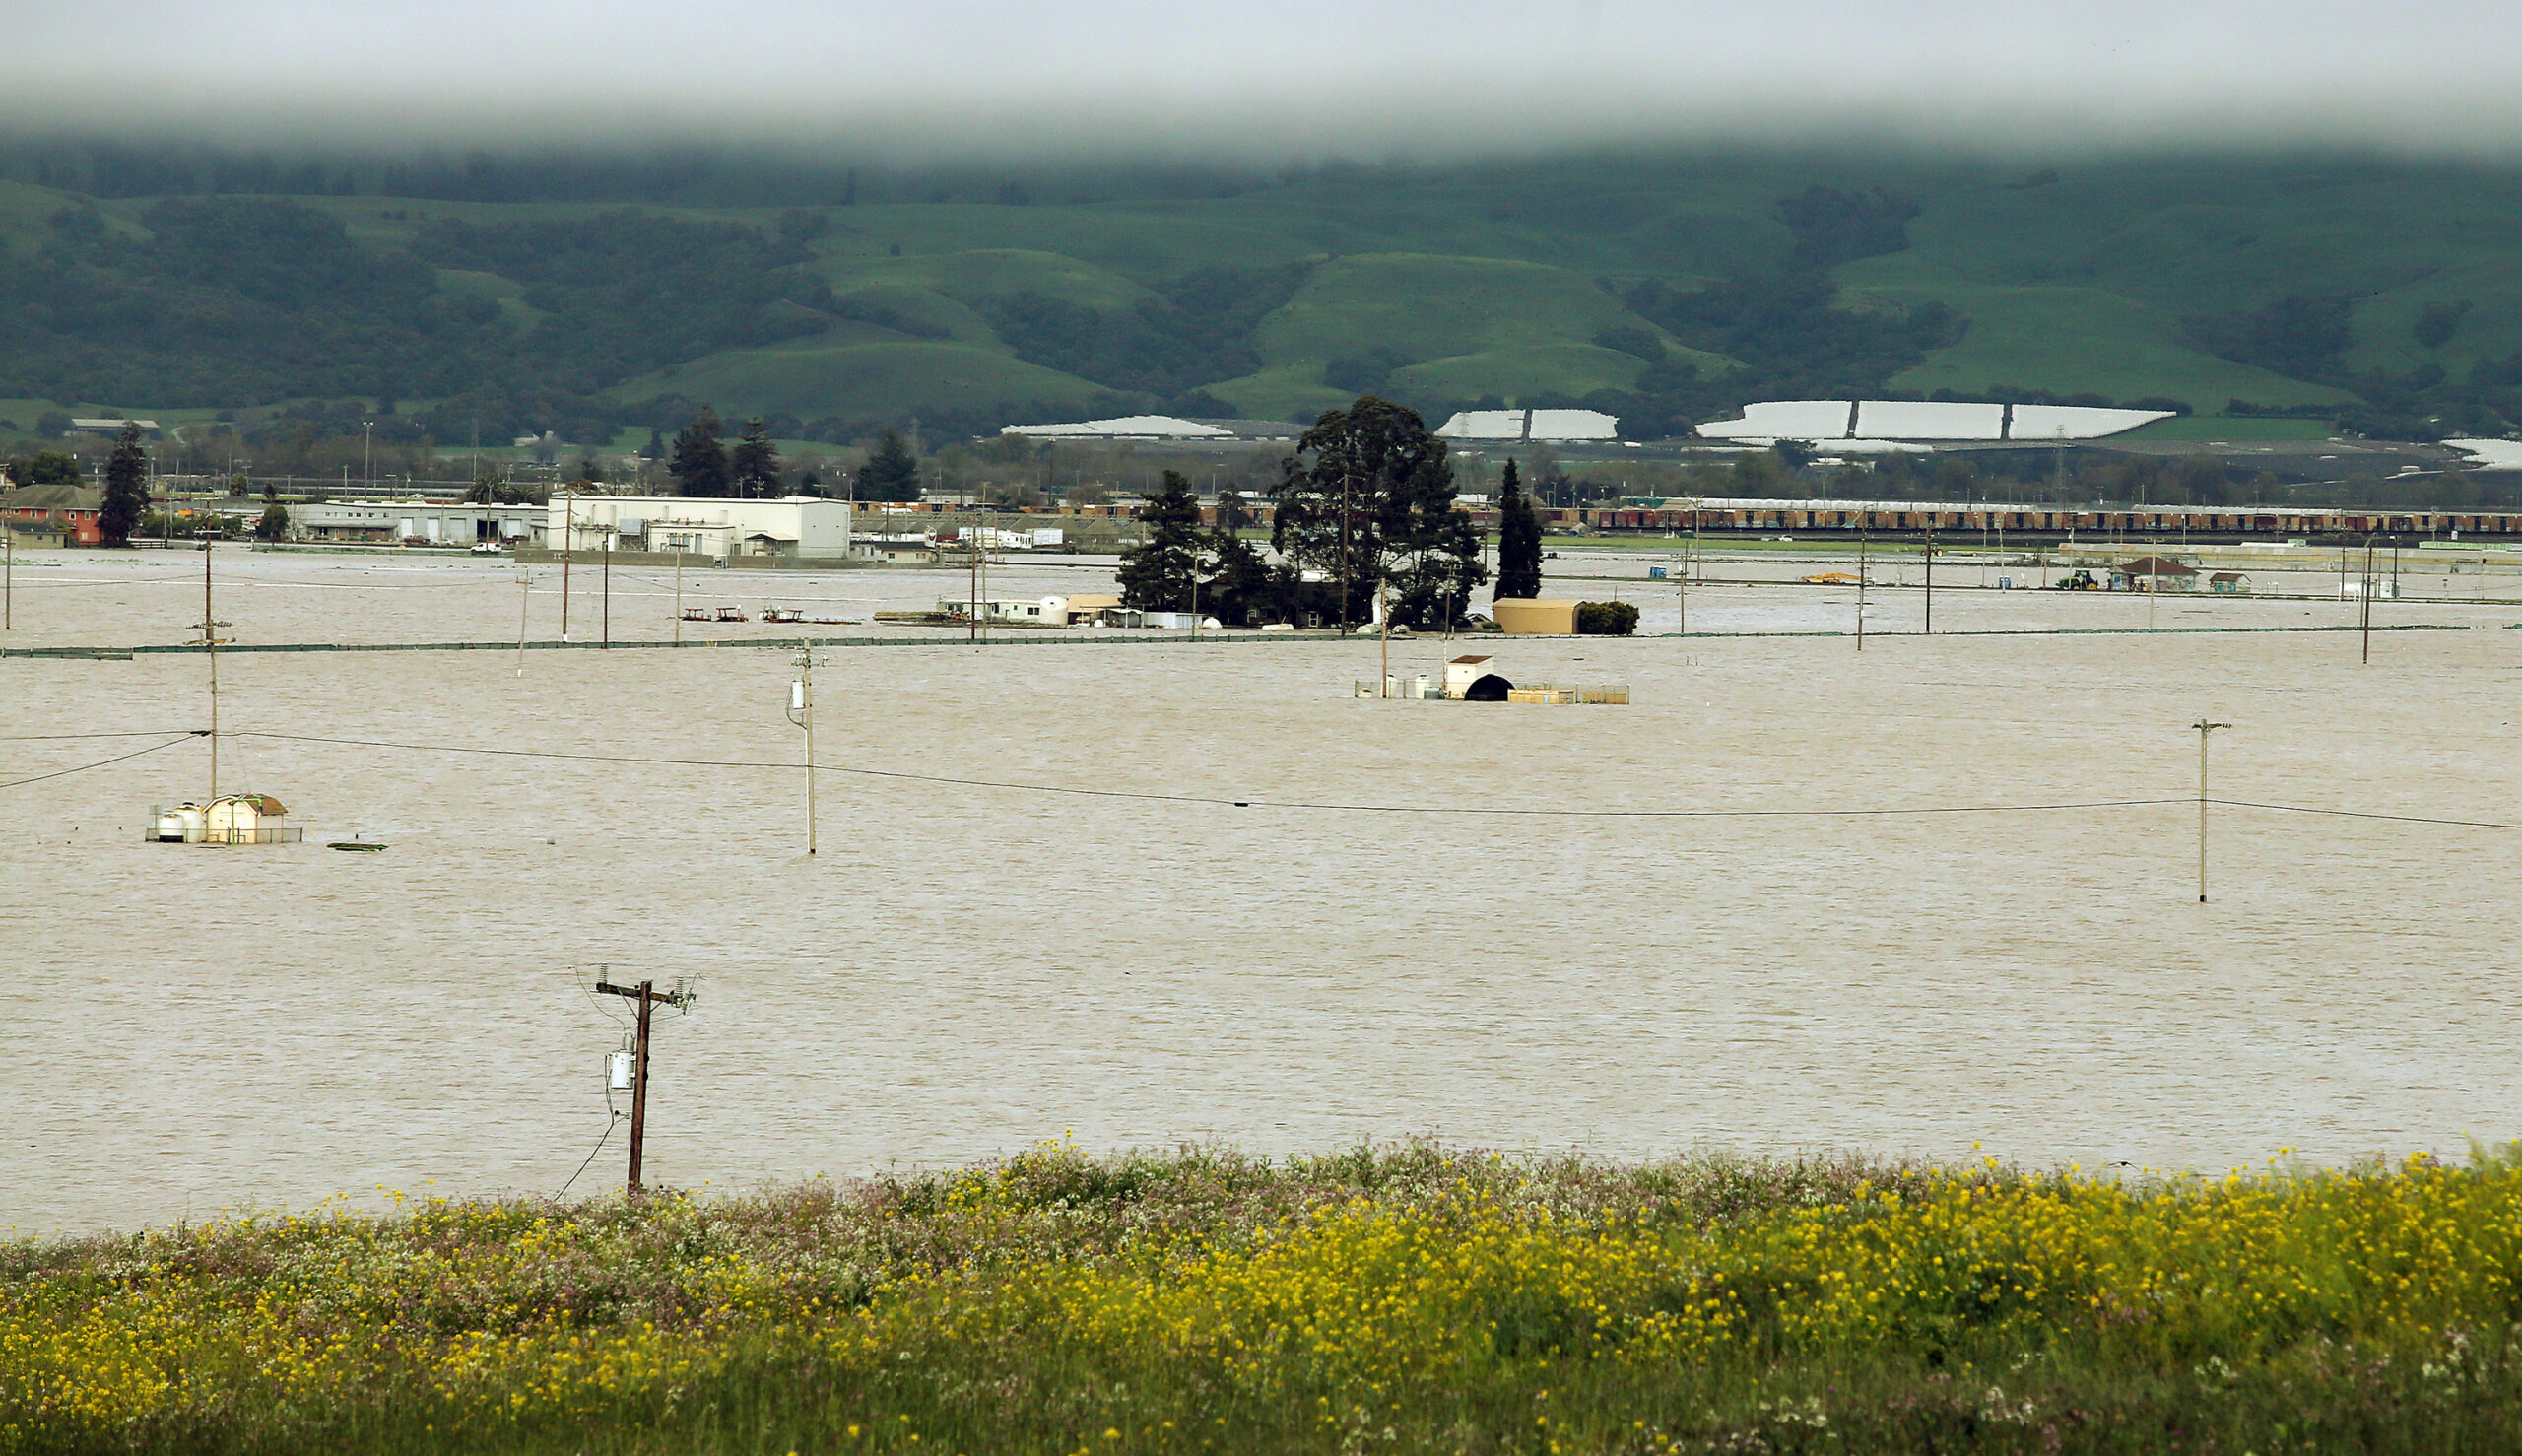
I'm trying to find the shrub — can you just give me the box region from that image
[1576,600,1639,635]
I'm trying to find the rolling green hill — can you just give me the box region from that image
[4,150,2521,443]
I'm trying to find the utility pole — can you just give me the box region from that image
[363,419,373,491]
[602,534,612,649]
[592,974,694,1196]
[673,549,684,646]
[2360,538,2376,664]
[5,519,12,629]
[1923,519,1935,635]
[1377,575,1390,696]
[2193,718,2232,903]
[561,486,573,643]
[786,642,818,855]
[194,541,232,805]
[1856,529,1867,651]
[516,573,530,677]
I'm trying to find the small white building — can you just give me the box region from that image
[548,496,852,561]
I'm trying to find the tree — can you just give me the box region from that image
[1493,457,1544,600]
[1204,521,1283,626]
[1272,396,1487,629]
[669,407,731,496]
[100,423,148,547]
[18,450,80,486]
[731,417,781,497]
[854,429,922,502]
[1117,470,1207,611]
[255,503,290,542]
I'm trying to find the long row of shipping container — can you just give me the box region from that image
[1534,498,2522,538]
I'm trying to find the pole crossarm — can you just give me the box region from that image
[594,979,689,1009]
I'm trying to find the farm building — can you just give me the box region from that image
[1435,409,1620,442]
[149,794,301,846]
[2113,556,2201,592]
[1492,599,1580,634]
[1445,655,1513,700]
[550,496,852,562]
[1696,400,2172,444]
[1003,416,1233,440]
[1,482,102,545]
[289,499,543,545]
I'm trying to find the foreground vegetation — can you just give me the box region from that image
[13,1141,2522,1453]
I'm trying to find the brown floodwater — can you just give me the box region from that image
[6,544,2522,1234]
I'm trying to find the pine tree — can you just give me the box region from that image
[669,407,731,496]
[99,423,148,547]
[1116,471,1208,611]
[853,429,922,502]
[730,417,781,497]
[1493,457,1544,600]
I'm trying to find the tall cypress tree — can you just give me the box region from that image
[730,417,781,497]
[668,406,731,496]
[1493,457,1544,600]
[853,429,922,502]
[100,423,149,546]
[1116,470,1208,611]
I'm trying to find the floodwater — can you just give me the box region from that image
[7,544,2522,1234]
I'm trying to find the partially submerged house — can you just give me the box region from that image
[1445,654,1513,700]
[150,794,302,846]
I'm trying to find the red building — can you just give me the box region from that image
[1,481,105,545]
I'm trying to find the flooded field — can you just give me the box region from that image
[8,544,2522,1234]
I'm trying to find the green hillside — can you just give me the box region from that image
[3,149,2521,443]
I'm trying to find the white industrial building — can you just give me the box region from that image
[1003,415,1234,440]
[1435,409,1622,442]
[289,499,544,545]
[1696,400,2173,444]
[546,496,852,561]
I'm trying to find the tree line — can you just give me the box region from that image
[1115,397,1550,629]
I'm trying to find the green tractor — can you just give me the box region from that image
[2054,568,2100,590]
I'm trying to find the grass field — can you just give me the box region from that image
[13,1141,2522,1454]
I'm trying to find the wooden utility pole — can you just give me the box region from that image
[516,573,530,677]
[194,542,231,804]
[1923,520,1935,635]
[593,975,693,1196]
[601,536,612,649]
[787,641,818,855]
[561,486,574,642]
[1856,530,1867,651]
[2193,718,2232,903]
[2360,538,2376,664]
[5,518,13,630]
[1377,576,1389,696]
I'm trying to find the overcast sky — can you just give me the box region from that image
[18,0,2522,159]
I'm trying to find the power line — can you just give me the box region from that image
[2210,799,2522,832]
[0,730,201,741]
[229,729,2195,819]
[0,734,202,790]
